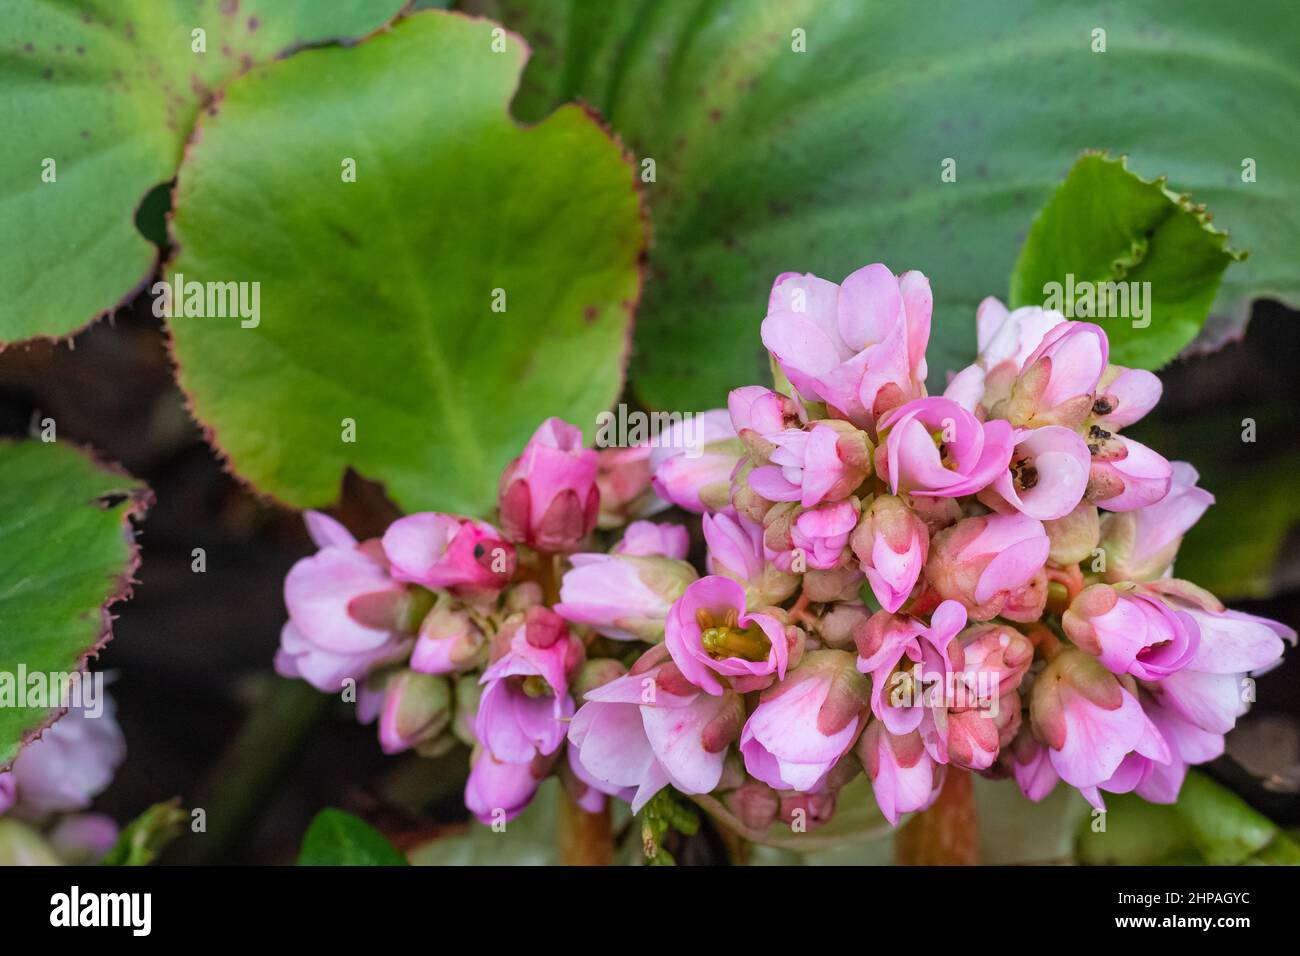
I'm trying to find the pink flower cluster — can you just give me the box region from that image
[276,263,1293,835]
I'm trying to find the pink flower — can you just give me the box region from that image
[378,670,451,755]
[613,520,690,559]
[382,512,516,597]
[1092,365,1162,429]
[475,608,583,763]
[924,513,1049,622]
[748,422,872,508]
[464,748,551,825]
[498,417,600,552]
[1064,584,1200,680]
[554,551,697,642]
[409,602,486,675]
[277,511,413,692]
[854,600,967,737]
[850,495,927,613]
[856,722,945,825]
[650,409,742,514]
[975,299,1067,373]
[985,425,1090,521]
[789,499,860,570]
[1008,322,1108,428]
[664,576,794,696]
[728,385,799,451]
[760,265,930,427]
[1086,431,1173,512]
[740,650,871,791]
[8,694,125,816]
[944,299,1066,413]
[876,397,1015,498]
[1141,580,1294,735]
[567,650,742,811]
[1127,695,1225,804]
[1099,462,1213,581]
[1029,648,1170,790]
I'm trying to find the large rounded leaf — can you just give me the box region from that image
[0,441,149,768]
[470,0,1300,409]
[0,0,406,342]
[167,10,644,516]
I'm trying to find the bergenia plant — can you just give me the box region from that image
[274,263,1294,858]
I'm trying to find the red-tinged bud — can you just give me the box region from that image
[498,417,600,553]
[726,779,780,831]
[410,600,486,675]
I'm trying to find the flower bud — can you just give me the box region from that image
[498,417,600,552]
[379,670,452,754]
[614,520,690,559]
[851,495,927,612]
[650,409,742,514]
[924,513,1049,622]
[789,498,860,570]
[818,602,871,650]
[382,513,517,597]
[726,779,781,831]
[728,385,799,460]
[410,601,487,674]
[778,789,838,830]
[1043,503,1100,566]
[555,552,697,642]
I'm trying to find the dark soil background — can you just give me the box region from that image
[2,292,1297,864]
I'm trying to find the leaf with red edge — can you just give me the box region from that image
[0,440,149,768]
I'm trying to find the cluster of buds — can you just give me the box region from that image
[276,263,1294,838]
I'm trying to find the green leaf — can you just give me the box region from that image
[167,10,644,515]
[1076,771,1300,865]
[1075,792,1196,865]
[297,808,408,866]
[102,798,187,866]
[1010,153,1241,369]
[0,1,406,343]
[468,0,1298,410]
[0,440,148,768]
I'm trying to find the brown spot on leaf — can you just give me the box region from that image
[582,306,598,324]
